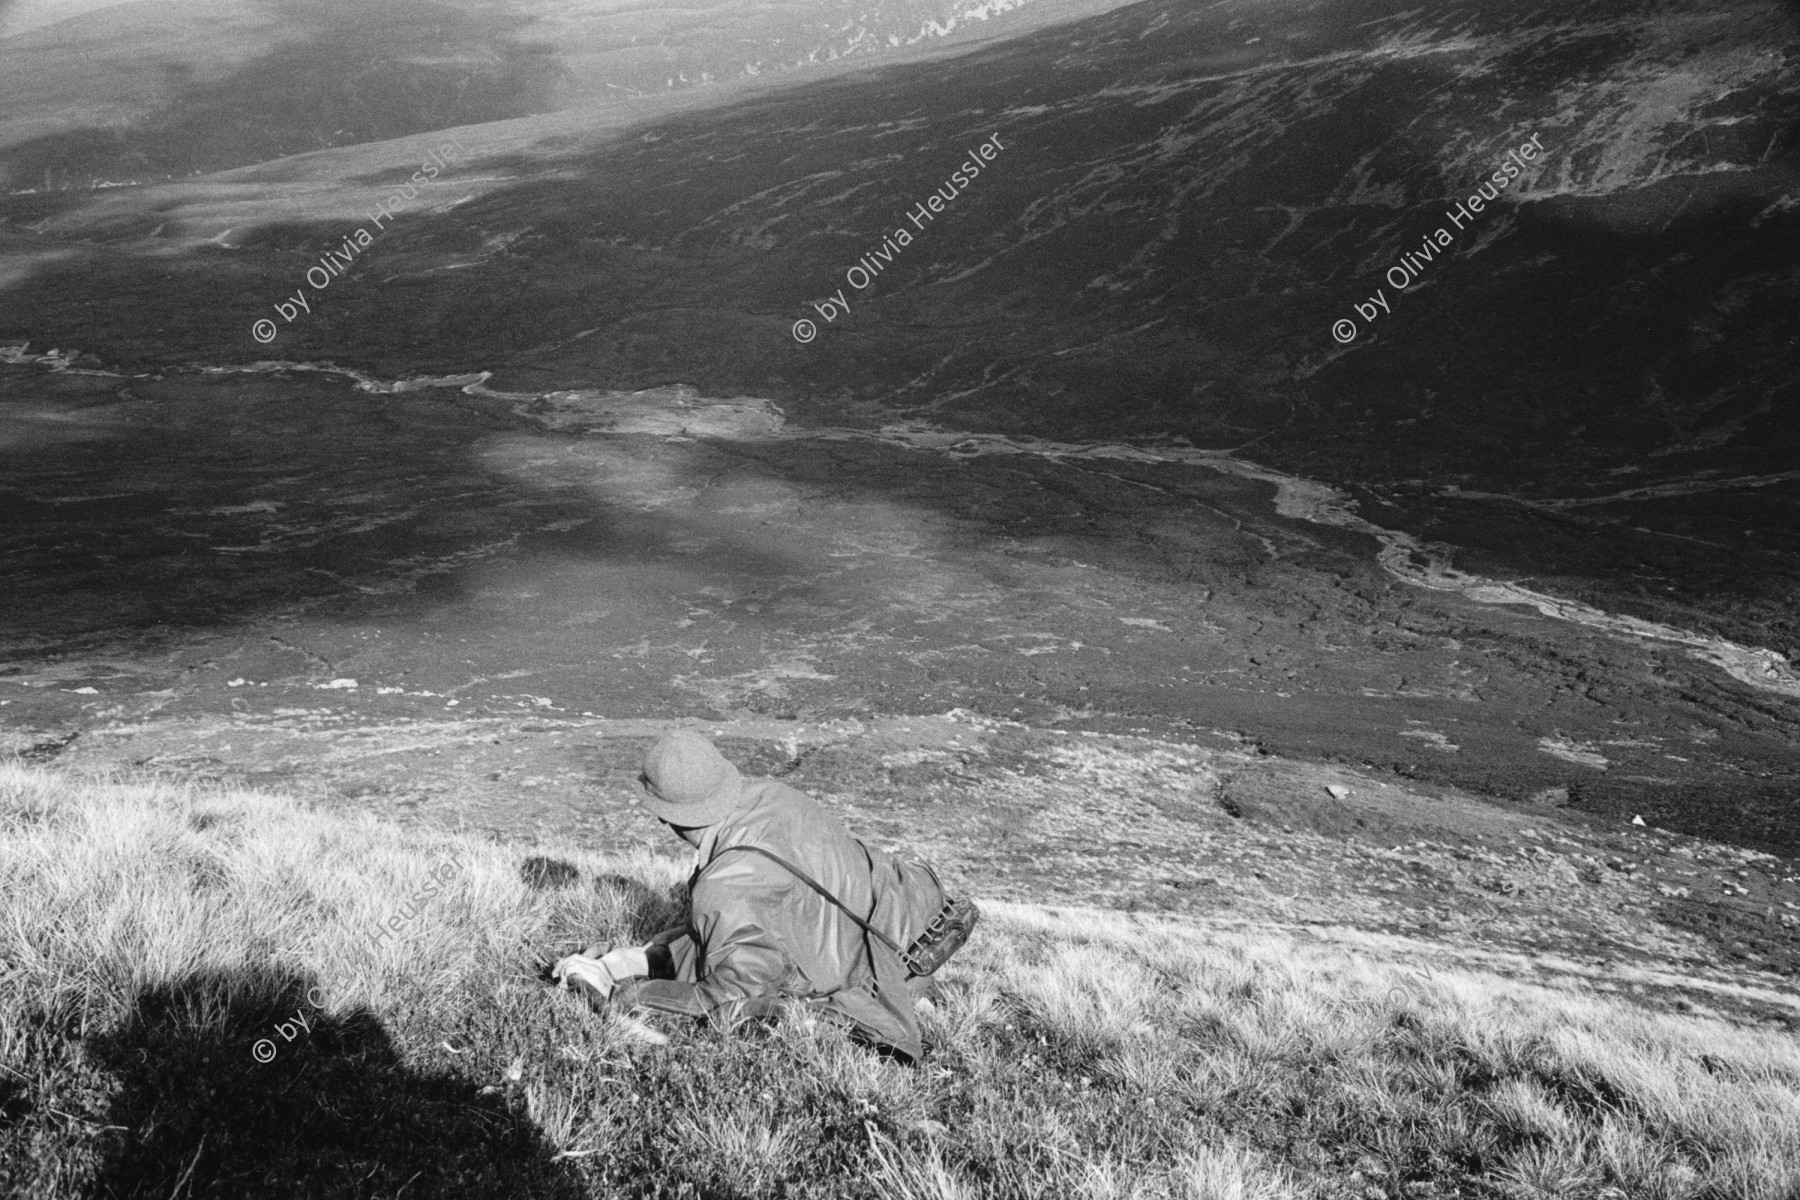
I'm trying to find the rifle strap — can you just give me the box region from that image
[711,843,907,959]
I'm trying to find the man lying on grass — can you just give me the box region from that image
[552,730,978,1061]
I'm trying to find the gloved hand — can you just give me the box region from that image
[599,946,651,980]
[552,953,616,1004]
[580,942,653,980]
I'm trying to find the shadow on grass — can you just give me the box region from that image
[520,854,581,890]
[593,871,690,944]
[85,970,585,1200]
[517,856,688,933]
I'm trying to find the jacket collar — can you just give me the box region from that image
[694,819,722,871]
[691,780,763,873]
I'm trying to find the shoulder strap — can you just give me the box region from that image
[712,843,906,957]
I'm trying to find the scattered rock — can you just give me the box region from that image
[1536,736,1610,769]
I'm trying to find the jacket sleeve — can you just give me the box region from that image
[610,865,793,1027]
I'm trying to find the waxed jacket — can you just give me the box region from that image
[611,778,946,1059]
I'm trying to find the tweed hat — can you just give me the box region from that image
[638,729,745,828]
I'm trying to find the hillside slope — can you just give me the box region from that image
[2,761,1797,1198]
[1,0,1797,975]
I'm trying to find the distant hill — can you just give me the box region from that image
[0,0,1125,188]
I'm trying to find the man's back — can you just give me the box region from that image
[617,776,943,1057]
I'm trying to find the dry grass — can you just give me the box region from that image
[1,762,1796,1199]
